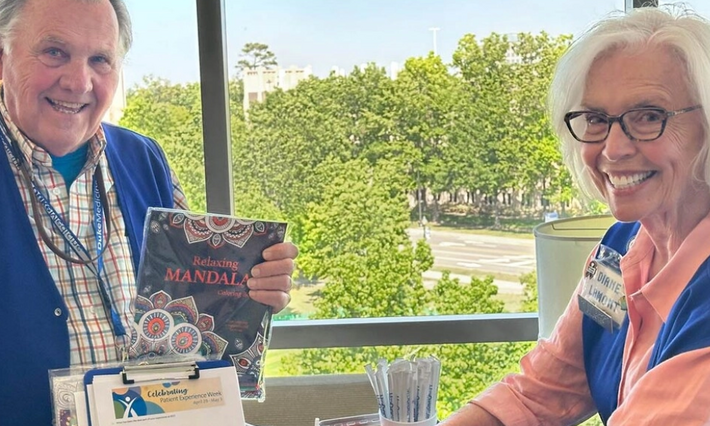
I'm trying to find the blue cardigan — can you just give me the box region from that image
[583,221,710,423]
[0,124,174,425]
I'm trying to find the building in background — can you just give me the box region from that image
[242,62,403,112]
[330,65,346,77]
[389,61,400,79]
[505,33,522,65]
[243,65,312,111]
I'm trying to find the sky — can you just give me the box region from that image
[121,0,710,89]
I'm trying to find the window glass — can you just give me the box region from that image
[119,0,710,323]
[119,2,710,415]
[120,1,206,210]
[222,0,622,325]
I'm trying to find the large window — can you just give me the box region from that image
[217,0,627,326]
[118,0,710,419]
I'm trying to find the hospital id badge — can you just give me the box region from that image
[578,244,627,332]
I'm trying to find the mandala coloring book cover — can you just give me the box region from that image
[129,207,287,400]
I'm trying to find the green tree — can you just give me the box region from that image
[451,32,572,221]
[392,53,461,223]
[451,33,516,226]
[236,42,278,74]
[234,77,351,219]
[424,273,535,416]
[120,76,207,211]
[231,64,403,234]
[519,271,539,313]
[296,156,428,316]
[509,32,572,214]
[281,155,435,377]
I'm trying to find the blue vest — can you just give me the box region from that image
[0,124,174,425]
[583,221,710,423]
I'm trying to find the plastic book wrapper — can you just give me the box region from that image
[50,366,95,426]
[129,207,287,400]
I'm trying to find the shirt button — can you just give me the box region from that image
[52,187,62,196]
[54,308,62,317]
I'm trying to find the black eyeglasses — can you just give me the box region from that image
[563,105,702,143]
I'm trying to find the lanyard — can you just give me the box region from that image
[0,121,127,341]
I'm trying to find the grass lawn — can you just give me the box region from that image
[264,347,300,377]
[432,225,535,240]
[267,284,320,376]
[273,282,323,320]
[493,292,525,312]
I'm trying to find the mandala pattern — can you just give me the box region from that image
[160,212,268,249]
[170,323,202,355]
[139,309,172,340]
[129,290,228,360]
[230,332,266,398]
[165,297,198,325]
[134,208,283,401]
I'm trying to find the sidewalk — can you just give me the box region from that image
[421,270,524,294]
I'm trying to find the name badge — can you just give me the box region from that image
[578,245,627,332]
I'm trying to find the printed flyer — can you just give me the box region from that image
[87,365,244,426]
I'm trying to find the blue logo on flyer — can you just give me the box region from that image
[112,385,167,418]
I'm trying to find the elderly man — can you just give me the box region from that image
[0,0,297,424]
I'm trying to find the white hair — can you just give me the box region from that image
[549,5,710,201]
[0,0,132,57]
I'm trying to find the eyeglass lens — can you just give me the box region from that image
[569,109,665,142]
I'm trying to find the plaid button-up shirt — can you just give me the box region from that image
[0,98,188,366]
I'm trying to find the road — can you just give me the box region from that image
[409,228,536,293]
[410,228,536,276]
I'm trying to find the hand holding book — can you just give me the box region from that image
[245,242,298,313]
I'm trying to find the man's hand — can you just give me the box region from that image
[247,242,299,313]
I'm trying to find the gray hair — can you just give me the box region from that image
[549,5,710,202]
[0,0,132,57]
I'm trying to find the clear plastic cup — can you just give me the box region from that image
[378,414,437,426]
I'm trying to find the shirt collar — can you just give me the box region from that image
[622,213,710,321]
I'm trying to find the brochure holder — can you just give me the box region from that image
[52,359,246,426]
[118,360,202,384]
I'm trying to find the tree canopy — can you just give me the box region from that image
[237,42,278,74]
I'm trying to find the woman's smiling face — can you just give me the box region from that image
[580,44,709,224]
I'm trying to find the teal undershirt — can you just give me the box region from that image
[50,143,89,189]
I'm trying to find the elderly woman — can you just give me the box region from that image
[441,6,710,426]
